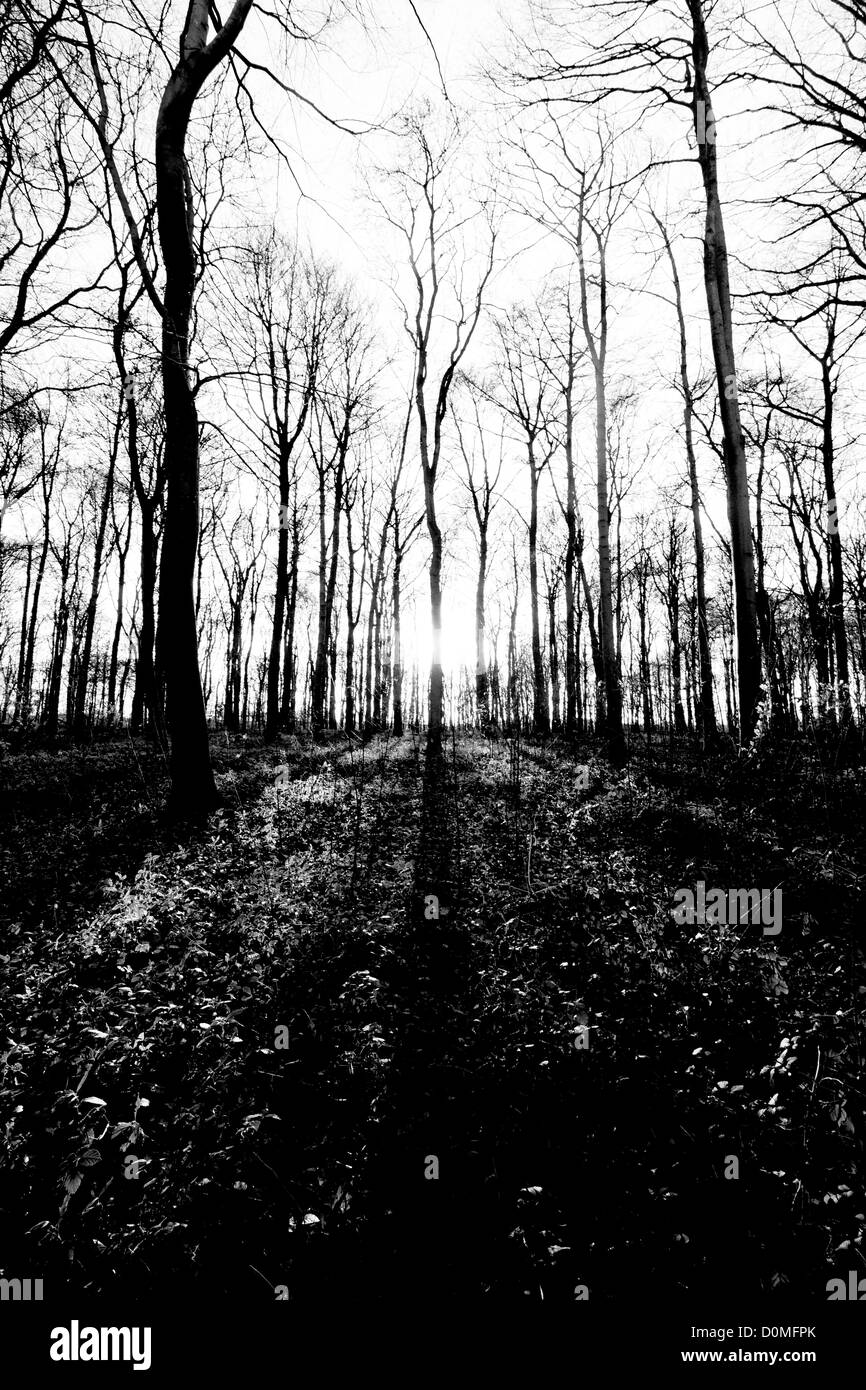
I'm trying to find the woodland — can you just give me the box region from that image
[0,0,864,1307]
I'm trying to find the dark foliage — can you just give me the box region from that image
[0,730,863,1303]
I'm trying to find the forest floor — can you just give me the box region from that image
[0,727,864,1304]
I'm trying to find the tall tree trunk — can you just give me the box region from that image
[668,540,687,735]
[373,585,385,727]
[508,547,520,729]
[314,455,345,731]
[528,445,550,734]
[154,0,252,808]
[224,591,242,732]
[475,528,489,727]
[345,574,357,734]
[283,502,301,731]
[107,486,133,722]
[21,454,60,720]
[653,211,717,741]
[754,452,782,728]
[689,0,760,741]
[577,209,624,761]
[547,582,561,731]
[426,505,445,748]
[44,545,72,736]
[563,352,578,735]
[821,343,851,722]
[328,633,338,729]
[13,543,33,721]
[364,504,392,734]
[578,543,605,729]
[310,462,329,733]
[392,537,404,736]
[74,428,119,736]
[637,563,653,733]
[266,506,289,740]
[133,501,160,735]
[364,588,377,733]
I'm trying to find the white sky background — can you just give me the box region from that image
[221,0,866,677]
[211,0,524,676]
[12,0,866,697]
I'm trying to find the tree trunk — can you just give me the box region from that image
[578,549,605,728]
[74,430,118,736]
[577,204,624,762]
[283,503,301,731]
[547,583,561,731]
[475,529,489,727]
[563,366,578,734]
[133,501,161,735]
[426,501,445,750]
[654,211,717,741]
[13,543,33,721]
[821,346,851,721]
[311,461,329,732]
[528,445,550,734]
[393,542,404,736]
[154,0,252,809]
[690,0,760,741]
[107,486,133,722]
[44,547,71,736]
[155,84,213,799]
[266,506,289,740]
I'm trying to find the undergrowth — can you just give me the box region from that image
[0,729,863,1303]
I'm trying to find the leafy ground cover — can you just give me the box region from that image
[1,729,863,1303]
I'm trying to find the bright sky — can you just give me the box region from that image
[12,0,866,697]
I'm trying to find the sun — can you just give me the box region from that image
[439,601,480,675]
[404,597,480,678]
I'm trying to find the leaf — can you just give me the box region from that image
[81,1096,106,1107]
[831,1104,856,1135]
[62,1169,83,1196]
[79,1148,100,1168]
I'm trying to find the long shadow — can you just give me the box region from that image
[297,738,533,1303]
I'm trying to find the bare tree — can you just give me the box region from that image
[379,107,496,756]
[482,305,559,734]
[507,117,632,758]
[454,387,503,728]
[309,292,376,733]
[218,235,325,740]
[753,259,863,725]
[14,408,61,720]
[508,0,761,740]
[650,209,718,741]
[542,282,587,737]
